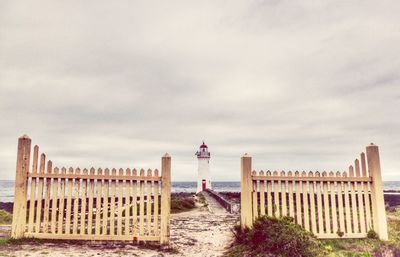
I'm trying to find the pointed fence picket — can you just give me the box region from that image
[11,135,171,244]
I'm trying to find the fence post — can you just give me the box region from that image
[366,143,388,240]
[160,153,171,245]
[11,135,31,239]
[241,153,253,229]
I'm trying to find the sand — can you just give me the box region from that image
[0,192,238,257]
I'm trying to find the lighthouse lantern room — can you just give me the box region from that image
[196,141,211,193]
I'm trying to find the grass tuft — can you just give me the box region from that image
[0,209,12,225]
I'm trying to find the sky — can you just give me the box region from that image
[0,0,399,181]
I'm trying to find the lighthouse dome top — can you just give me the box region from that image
[196,141,210,158]
[200,141,208,148]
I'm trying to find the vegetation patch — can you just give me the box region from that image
[0,209,12,225]
[171,194,196,213]
[226,216,324,257]
[196,192,207,205]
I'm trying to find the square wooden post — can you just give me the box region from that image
[160,153,171,245]
[241,153,253,229]
[366,143,388,240]
[11,135,32,239]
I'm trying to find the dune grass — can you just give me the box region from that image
[0,209,12,225]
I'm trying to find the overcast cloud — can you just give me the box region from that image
[1,0,399,181]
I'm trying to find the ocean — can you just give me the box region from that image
[1,180,399,202]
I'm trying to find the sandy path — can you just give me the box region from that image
[0,193,238,257]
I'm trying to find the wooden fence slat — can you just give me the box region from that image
[35,154,46,233]
[252,171,258,220]
[295,172,302,226]
[110,169,116,235]
[146,169,153,235]
[125,169,131,236]
[315,172,324,234]
[266,171,272,216]
[329,172,338,234]
[28,145,39,233]
[322,172,331,234]
[57,167,66,234]
[43,161,53,232]
[355,159,366,234]
[139,169,145,236]
[336,172,345,235]
[132,169,138,236]
[343,172,352,234]
[273,171,279,217]
[65,168,74,234]
[288,171,294,219]
[361,152,372,230]
[102,169,109,235]
[117,168,124,236]
[251,171,258,219]
[153,169,159,236]
[50,167,59,233]
[72,168,81,235]
[281,171,287,217]
[259,171,265,216]
[302,171,309,231]
[308,172,317,234]
[95,169,103,236]
[79,169,88,235]
[87,168,95,235]
[349,166,359,233]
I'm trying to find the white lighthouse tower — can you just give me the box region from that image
[195,141,211,193]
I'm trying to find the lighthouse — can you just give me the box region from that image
[196,141,211,193]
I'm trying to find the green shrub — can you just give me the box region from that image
[0,209,12,224]
[229,216,323,257]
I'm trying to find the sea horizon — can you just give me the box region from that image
[1,180,400,202]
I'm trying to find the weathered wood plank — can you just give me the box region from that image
[72,168,81,235]
[316,172,324,234]
[302,172,309,231]
[153,169,159,236]
[65,168,74,234]
[28,145,39,233]
[87,168,95,235]
[132,169,138,236]
[35,154,46,233]
[146,169,153,235]
[322,172,331,234]
[117,168,124,236]
[50,168,59,233]
[259,171,265,216]
[95,169,103,236]
[102,169,110,235]
[125,169,131,236]
[43,161,53,233]
[57,168,66,234]
[139,169,145,236]
[110,169,116,235]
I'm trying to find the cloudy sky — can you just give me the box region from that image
[1,1,399,181]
